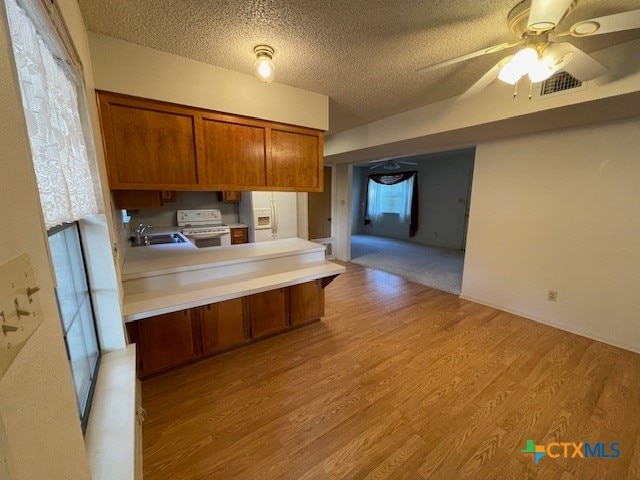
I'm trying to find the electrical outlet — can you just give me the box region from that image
[548,290,558,302]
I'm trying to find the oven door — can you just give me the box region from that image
[185,232,231,248]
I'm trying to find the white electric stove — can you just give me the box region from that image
[177,209,231,248]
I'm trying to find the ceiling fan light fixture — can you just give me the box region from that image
[541,43,574,72]
[528,60,554,82]
[383,162,401,171]
[254,45,275,83]
[498,61,523,85]
[511,47,538,72]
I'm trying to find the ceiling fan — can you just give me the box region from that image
[418,0,640,98]
[369,159,418,171]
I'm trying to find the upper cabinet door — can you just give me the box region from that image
[201,115,267,188]
[268,127,323,191]
[97,92,199,189]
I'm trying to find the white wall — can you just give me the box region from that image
[127,191,240,233]
[0,1,91,476]
[351,150,474,249]
[334,164,352,261]
[462,117,640,353]
[88,32,329,131]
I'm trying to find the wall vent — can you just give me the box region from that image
[540,71,582,96]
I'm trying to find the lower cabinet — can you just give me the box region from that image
[199,297,250,353]
[130,309,198,376]
[249,288,290,338]
[127,281,326,378]
[290,279,324,326]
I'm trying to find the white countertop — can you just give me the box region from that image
[121,237,345,321]
[122,237,325,281]
[226,223,247,228]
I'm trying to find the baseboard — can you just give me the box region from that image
[459,293,640,355]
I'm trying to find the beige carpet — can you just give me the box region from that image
[350,234,464,294]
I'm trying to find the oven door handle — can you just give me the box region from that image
[185,232,229,240]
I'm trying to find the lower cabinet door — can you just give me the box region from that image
[290,280,325,326]
[200,298,249,353]
[249,288,289,338]
[137,309,197,375]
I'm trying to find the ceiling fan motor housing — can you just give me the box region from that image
[508,0,578,36]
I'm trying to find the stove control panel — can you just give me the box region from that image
[177,209,223,226]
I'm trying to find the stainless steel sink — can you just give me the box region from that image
[131,233,186,247]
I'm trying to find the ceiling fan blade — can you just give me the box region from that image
[399,161,418,166]
[528,0,574,32]
[561,44,608,81]
[369,163,383,170]
[569,9,640,37]
[458,57,510,101]
[416,42,517,73]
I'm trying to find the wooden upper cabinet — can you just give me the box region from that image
[96,91,324,192]
[201,116,267,188]
[97,92,199,189]
[268,127,323,191]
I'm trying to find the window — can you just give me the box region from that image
[5,0,102,428]
[48,223,100,429]
[366,175,415,222]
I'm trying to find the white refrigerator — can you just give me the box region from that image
[239,191,298,242]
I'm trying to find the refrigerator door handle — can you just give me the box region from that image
[272,199,278,236]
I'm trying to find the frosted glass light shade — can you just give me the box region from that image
[498,61,523,85]
[254,55,275,83]
[528,60,554,83]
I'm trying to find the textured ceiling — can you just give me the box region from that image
[77,0,640,133]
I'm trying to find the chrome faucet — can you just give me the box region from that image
[133,224,152,245]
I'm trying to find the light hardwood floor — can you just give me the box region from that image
[141,262,640,479]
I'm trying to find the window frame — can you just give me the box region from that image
[47,221,102,432]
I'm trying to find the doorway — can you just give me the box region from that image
[308,166,332,239]
[308,166,333,254]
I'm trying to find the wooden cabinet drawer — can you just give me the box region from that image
[230,227,248,245]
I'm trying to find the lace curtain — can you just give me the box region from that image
[6,0,98,230]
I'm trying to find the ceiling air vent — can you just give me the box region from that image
[540,71,583,96]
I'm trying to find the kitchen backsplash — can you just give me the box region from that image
[126,191,241,234]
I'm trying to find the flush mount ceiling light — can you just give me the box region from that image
[254,45,275,83]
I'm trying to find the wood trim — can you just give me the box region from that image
[321,275,339,288]
[96,91,324,134]
[193,115,205,185]
[97,93,120,189]
[192,307,204,357]
[264,125,274,187]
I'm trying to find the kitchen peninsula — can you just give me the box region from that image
[122,238,345,377]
